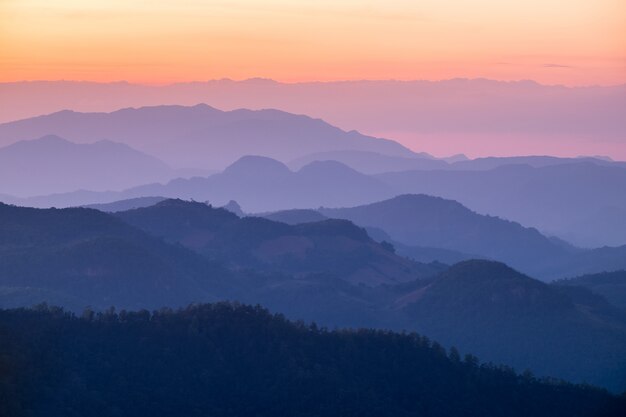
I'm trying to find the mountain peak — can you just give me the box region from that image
[222,200,244,217]
[298,160,360,175]
[223,155,291,177]
[443,259,526,283]
[33,134,70,144]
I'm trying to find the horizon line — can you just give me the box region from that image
[3,77,626,89]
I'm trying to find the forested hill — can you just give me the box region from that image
[1,303,624,417]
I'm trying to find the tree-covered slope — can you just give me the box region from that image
[0,303,623,417]
[400,260,626,391]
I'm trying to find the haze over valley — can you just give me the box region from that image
[1,1,625,415]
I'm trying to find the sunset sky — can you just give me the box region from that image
[1,0,624,86]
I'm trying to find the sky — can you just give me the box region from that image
[1,0,625,86]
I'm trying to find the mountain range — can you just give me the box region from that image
[0,156,395,211]
[2,79,624,159]
[0,132,624,249]
[89,191,626,281]
[0,102,624,248]
[1,199,625,391]
[115,199,441,286]
[0,104,416,169]
[376,162,626,247]
[0,135,210,196]
[24,187,625,281]
[2,71,625,417]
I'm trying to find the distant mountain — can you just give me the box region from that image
[2,79,624,160]
[261,208,475,265]
[83,196,167,212]
[0,104,417,169]
[0,156,395,211]
[539,245,626,279]
[449,155,625,171]
[4,153,625,249]
[289,150,447,174]
[377,163,626,247]
[554,270,626,310]
[390,242,475,265]
[399,260,626,391]
[0,202,231,310]
[557,206,626,249]
[320,194,578,279]
[0,135,188,197]
[261,209,329,225]
[221,200,245,217]
[290,152,625,176]
[103,157,395,212]
[441,153,468,163]
[116,199,441,286]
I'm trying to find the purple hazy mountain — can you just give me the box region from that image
[1,79,624,159]
[131,156,394,211]
[377,163,626,247]
[83,196,168,213]
[448,155,626,171]
[2,148,625,248]
[318,195,626,280]
[0,156,393,211]
[289,150,449,174]
[0,104,417,170]
[0,135,207,196]
[319,194,574,278]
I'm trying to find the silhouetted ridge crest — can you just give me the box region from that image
[295,219,371,242]
[223,155,291,177]
[298,160,362,175]
[441,260,531,284]
[417,260,573,316]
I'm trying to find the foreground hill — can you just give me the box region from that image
[398,260,626,391]
[1,303,623,417]
[0,104,416,169]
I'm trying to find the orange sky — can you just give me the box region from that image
[1,0,625,85]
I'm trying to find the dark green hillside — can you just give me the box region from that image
[1,303,623,417]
